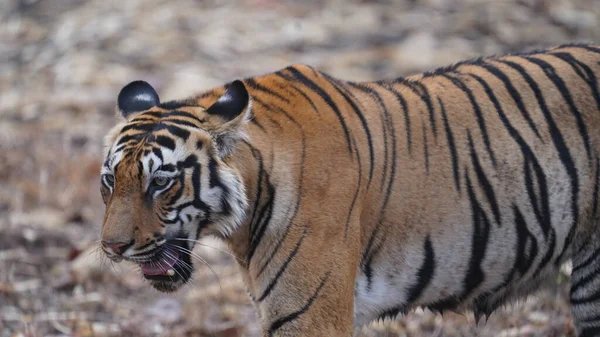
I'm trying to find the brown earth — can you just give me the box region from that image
[1,0,599,336]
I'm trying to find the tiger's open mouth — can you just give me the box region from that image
[139,238,194,292]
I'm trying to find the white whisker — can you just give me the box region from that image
[162,249,198,290]
[167,244,223,294]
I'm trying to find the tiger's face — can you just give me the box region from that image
[100,80,250,292]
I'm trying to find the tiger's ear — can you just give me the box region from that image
[117,80,160,120]
[205,80,251,158]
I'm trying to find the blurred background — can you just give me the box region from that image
[1,0,599,336]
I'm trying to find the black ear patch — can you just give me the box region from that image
[117,80,160,118]
[206,80,249,122]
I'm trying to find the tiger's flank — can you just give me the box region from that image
[100,43,600,337]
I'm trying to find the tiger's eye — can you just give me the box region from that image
[153,176,169,187]
[104,174,115,187]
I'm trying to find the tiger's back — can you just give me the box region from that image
[100,44,600,336]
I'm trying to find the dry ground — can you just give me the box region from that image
[1,0,600,336]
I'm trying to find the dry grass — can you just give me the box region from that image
[1,0,599,336]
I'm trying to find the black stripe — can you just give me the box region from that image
[162,118,202,129]
[467,132,501,225]
[404,81,437,139]
[570,44,600,55]
[571,286,600,305]
[550,52,600,110]
[148,158,154,172]
[348,83,390,191]
[406,236,435,303]
[132,123,191,142]
[163,110,207,124]
[120,122,156,134]
[267,273,330,337]
[532,228,556,278]
[136,160,144,181]
[289,84,320,115]
[274,72,320,115]
[469,73,551,237]
[250,117,266,132]
[208,158,223,188]
[273,80,297,97]
[523,155,552,238]
[286,67,353,154]
[524,56,592,161]
[475,63,542,139]
[376,84,398,223]
[164,124,190,141]
[571,261,600,294]
[252,99,284,131]
[244,142,265,240]
[462,169,490,297]
[379,82,412,154]
[324,76,375,186]
[378,235,435,320]
[151,147,163,160]
[344,137,362,238]
[246,78,291,103]
[580,311,600,324]
[252,92,302,130]
[137,240,157,252]
[257,231,307,302]
[112,144,127,154]
[138,111,162,118]
[574,244,600,273]
[160,163,176,172]
[185,157,210,211]
[438,97,461,192]
[427,296,460,314]
[116,133,142,147]
[442,73,497,167]
[155,135,176,151]
[361,222,380,292]
[248,184,276,263]
[512,206,538,277]
[208,158,232,215]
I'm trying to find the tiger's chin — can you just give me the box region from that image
[149,278,187,293]
[144,266,193,293]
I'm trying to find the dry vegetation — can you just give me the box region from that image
[1,0,600,336]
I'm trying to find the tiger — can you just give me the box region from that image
[99,43,600,336]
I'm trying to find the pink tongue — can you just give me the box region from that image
[141,249,180,276]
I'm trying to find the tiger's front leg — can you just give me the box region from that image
[238,224,358,337]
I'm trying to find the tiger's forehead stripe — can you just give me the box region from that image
[111,109,211,155]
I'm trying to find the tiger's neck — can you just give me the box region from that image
[222,118,297,302]
[224,135,273,266]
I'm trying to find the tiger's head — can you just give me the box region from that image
[100,80,250,292]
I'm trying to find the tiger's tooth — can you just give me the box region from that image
[167,269,175,276]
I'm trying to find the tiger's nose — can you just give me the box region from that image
[102,239,134,255]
